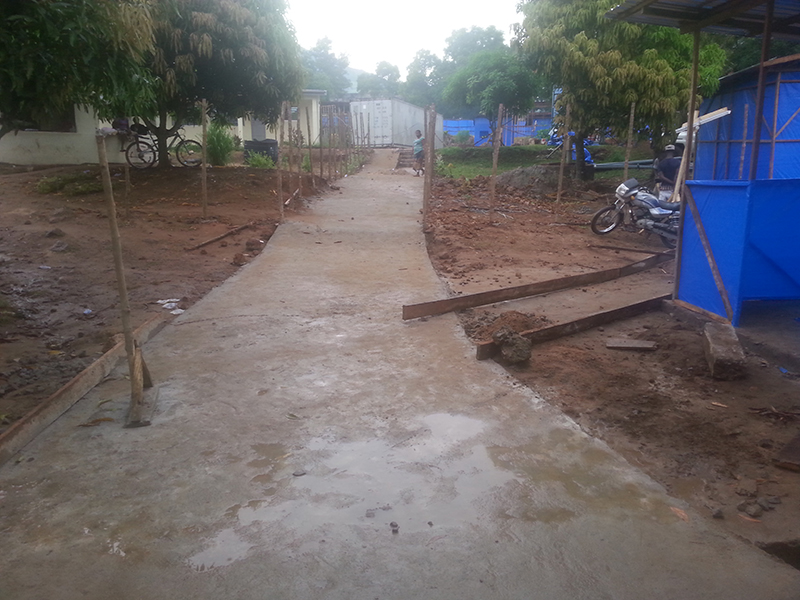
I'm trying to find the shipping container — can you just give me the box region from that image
[349,99,443,148]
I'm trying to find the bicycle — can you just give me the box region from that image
[124,124,203,169]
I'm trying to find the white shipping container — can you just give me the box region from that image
[350,99,443,148]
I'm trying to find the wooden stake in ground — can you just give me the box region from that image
[123,161,131,219]
[305,106,314,186]
[624,101,636,180]
[296,114,303,198]
[490,103,504,207]
[277,101,286,221]
[200,99,208,219]
[95,134,151,426]
[557,103,571,203]
[423,105,436,217]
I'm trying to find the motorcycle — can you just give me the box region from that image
[590,178,680,248]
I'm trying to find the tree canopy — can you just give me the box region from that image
[142,0,304,165]
[0,0,156,139]
[442,49,542,123]
[357,61,401,98]
[519,0,726,151]
[302,38,350,101]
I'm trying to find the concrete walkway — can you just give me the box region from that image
[2,151,799,599]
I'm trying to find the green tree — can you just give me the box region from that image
[444,26,507,66]
[520,0,725,164]
[442,49,542,122]
[143,0,303,166]
[357,61,401,98]
[302,38,350,100]
[0,0,155,139]
[403,50,443,108]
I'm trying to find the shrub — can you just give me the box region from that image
[302,153,311,172]
[453,130,472,146]
[246,152,275,169]
[206,122,236,166]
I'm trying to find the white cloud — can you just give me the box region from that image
[285,0,524,76]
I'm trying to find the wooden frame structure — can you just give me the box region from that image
[606,0,800,323]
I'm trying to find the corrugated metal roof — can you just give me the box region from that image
[606,0,800,41]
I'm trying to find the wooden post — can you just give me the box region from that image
[328,107,333,181]
[305,106,314,185]
[200,99,208,219]
[490,104,504,207]
[95,134,149,426]
[624,101,636,180]
[319,105,324,181]
[277,101,286,221]
[287,103,295,182]
[296,114,303,197]
[749,0,774,180]
[123,162,131,219]
[672,31,701,299]
[738,103,749,179]
[423,105,436,218]
[557,103,571,203]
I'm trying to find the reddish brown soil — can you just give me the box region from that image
[424,174,800,557]
[0,158,798,563]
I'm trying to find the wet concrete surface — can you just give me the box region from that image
[2,151,800,599]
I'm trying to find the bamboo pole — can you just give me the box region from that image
[95,134,148,425]
[490,104,504,207]
[305,105,314,185]
[277,101,286,221]
[749,0,774,180]
[738,103,749,179]
[423,105,436,218]
[296,114,303,196]
[672,31,701,299]
[624,101,636,180]
[556,103,570,203]
[200,99,208,219]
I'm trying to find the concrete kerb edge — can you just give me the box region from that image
[0,314,168,467]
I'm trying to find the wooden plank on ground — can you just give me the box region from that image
[476,294,670,360]
[403,253,673,320]
[605,338,658,351]
[0,315,167,466]
[774,433,800,472]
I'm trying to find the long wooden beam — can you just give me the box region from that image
[475,294,670,360]
[403,252,674,320]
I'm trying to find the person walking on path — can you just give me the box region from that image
[412,129,425,176]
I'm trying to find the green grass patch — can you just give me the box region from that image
[36,170,100,195]
[436,144,655,179]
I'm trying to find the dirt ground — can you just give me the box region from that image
[1,153,798,567]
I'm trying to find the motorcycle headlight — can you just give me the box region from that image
[615,182,630,196]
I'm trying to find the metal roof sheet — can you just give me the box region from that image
[606,0,800,41]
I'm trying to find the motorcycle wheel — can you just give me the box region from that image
[590,205,623,234]
[661,235,677,249]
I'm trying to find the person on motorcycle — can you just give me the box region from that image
[655,144,682,201]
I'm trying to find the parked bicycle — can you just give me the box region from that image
[124,123,203,169]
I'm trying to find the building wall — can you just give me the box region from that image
[0,107,113,165]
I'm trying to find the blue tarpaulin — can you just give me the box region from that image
[679,180,800,325]
[696,63,800,180]
[443,117,553,146]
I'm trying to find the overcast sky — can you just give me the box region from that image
[285,0,525,77]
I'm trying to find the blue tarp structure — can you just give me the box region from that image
[677,57,800,324]
[695,62,800,180]
[443,117,553,146]
[679,180,800,325]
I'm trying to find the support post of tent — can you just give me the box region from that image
[200,99,208,219]
[738,103,748,179]
[95,134,152,426]
[490,104,504,208]
[749,0,774,180]
[624,101,636,180]
[672,30,701,300]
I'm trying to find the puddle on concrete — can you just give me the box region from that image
[230,413,518,533]
[187,528,252,572]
